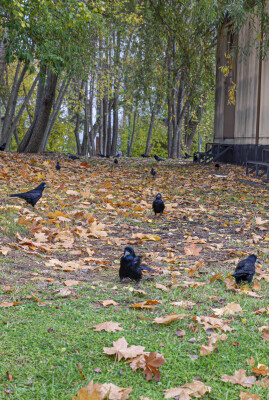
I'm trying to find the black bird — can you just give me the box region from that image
[150,167,156,177]
[193,153,198,162]
[119,246,153,283]
[114,158,118,164]
[215,163,220,170]
[106,154,110,158]
[152,193,165,216]
[154,154,164,161]
[232,254,257,285]
[56,161,61,171]
[98,153,105,158]
[183,152,192,159]
[10,182,50,207]
[141,154,150,158]
[0,142,6,151]
[69,154,79,160]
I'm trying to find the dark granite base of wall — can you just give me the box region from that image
[212,144,269,165]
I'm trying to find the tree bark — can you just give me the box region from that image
[2,62,28,144]
[111,90,119,156]
[145,104,159,156]
[18,66,58,153]
[106,99,112,155]
[128,111,137,157]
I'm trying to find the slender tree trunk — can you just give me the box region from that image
[74,80,84,154]
[167,94,172,157]
[7,74,39,149]
[98,99,103,154]
[106,99,112,155]
[145,104,158,156]
[128,111,137,157]
[111,90,119,156]
[103,95,108,155]
[81,80,89,156]
[18,66,58,153]
[2,62,28,143]
[42,76,71,151]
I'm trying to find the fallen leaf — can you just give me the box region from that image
[247,357,255,367]
[72,380,132,400]
[153,313,188,324]
[0,301,21,307]
[155,283,168,292]
[184,244,202,256]
[221,369,256,388]
[93,321,124,332]
[251,364,269,376]
[101,300,119,307]
[127,351,165,382]
[212,302,242,316]
[103,337,145,361]
[239,392,261,400]
[64,280,82,287]
[130,300,160,309]
[164,380,211,399]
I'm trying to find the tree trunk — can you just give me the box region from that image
[2,62,28,144]
[18,66,58,153]
[111,90,119,156]
[98,99,103,154]
[106,99,112,155]
[7,74,39,149]
[145,104,158,156]
[42,76,71,151]
[128,111,137,157]
[81,80,89,156]
[103,95,108,155]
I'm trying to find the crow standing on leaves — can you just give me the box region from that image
[56,161,61,171]
[10,182,50,207]
[0,143,6,151]
[183,152,192,159]
[150,167,156,177]
[119,246,153,283]
[69,154,79,160]
[154,154,164,161]
[215,163,220,170]
[232,254,257,285]
[114,158,118,164]
[141,154,149,158]
[152,193,165,216]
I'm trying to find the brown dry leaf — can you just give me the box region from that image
[127,352,165,382]
[221,369,256,388]
[225,277,237,290]
[239,392,261,400]
[155,283,168,292]
[72,380,132,400]
[87,221,107,238]
[171,300,196,309]
[31,292,43,302]
[130,300,160,309]
[193,316,233,332]
[6,371,13,381]
[252,282,261,291]
[101,300,119,307]
[184,244,202,256]
[131,233,161,241]
[93,321,124,332]
[212,302,242,316]
[251,364,269,376]
[200,343,217,356]
[64,280,83,287]
[209,272,222,283]
[0,246,11,255]
[103,337,145,361]
[58,288,72,297]
[153,313,188,324]
[0,301,21,307]
[256,376,269,388]
[246,357,255,367]
[164,380,211,399]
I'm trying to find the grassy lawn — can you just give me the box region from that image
[0,154,268,399]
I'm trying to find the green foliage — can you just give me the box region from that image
[120,115,167,158]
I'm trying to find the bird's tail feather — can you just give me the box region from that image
[141,265,154,272]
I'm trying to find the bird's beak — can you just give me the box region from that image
[124,250,130,257]
[44,184,50,188]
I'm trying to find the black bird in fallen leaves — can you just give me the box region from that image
[183,152,192,159]
[119,246,153,283]
[114,158,118,164]
[98,153,105,158]
[141,154,150,158]
[10,182,50,207]
[0,142,6,151]
[56,161,61,171]
[215,163,220,170]
[154,154,164,161]
[69,154,79,160]
[152,193,165,216]
[232,254,257,285]
[193,153,198,162]
[150,167,156,177]
[106,154,110,158]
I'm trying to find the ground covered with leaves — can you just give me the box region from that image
[0,153,268,400]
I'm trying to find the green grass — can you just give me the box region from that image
[1,271,269,400]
